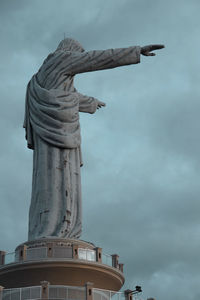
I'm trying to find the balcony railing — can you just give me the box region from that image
[0,246,123,272]
[2,285,41,300]
[49,285,85,300]
[2,285,85,300]
[1,284,142,300]
[25,247,48,261]
[93,289,143,300]
[78,248,96,261]
[4,252,15,265]
[93,288,126,300]
[102,254,112,267]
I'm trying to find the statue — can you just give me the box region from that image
[24,38,164,241]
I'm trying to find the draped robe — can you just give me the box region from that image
[24,43,141,241]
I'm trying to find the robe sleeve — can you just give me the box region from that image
[65,46,141,75]
[76,92,98,114]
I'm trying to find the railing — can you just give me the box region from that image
[4,252,15,265]
[2,286,41,300]
[52,246,73,259]
[1,285,143,300]
[93,289,143,300]
[93,288,125,300]
[25,247,48,261]
[49,285,85,300]
[2,285,85,300]
[0,247,121,272]
[102,254,112,267]
[78,248,96,261]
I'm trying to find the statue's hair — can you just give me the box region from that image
[56,38,84,52]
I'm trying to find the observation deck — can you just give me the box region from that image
[0,238,124,291]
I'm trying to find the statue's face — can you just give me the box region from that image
[56,38,85,52]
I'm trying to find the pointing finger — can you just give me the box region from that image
[150,44,165,51]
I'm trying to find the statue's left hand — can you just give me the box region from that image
[97,101,106,109]
[141,44,165,56]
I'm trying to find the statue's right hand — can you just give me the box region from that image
[97,101,106,109]
[141,44,165,56]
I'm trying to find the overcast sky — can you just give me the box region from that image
[0,0,200,299]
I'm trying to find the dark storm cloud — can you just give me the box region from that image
[0,0,199,300]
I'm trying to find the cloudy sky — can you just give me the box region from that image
[0,0,200,299]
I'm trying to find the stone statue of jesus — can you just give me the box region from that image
[24,38,164,241]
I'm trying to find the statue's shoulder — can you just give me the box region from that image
[42,50,72,67]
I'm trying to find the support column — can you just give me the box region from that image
[72,244,79,259]
[0,286,4,300]
[119,263,124,272]
[0,251,6,265]
[85,282,93,300]
[41,281,49,299]
[124,290,132,300]
[95,247,102,263]
[18,245,27,262]
[47,243,53,258]
[111,254,119,268]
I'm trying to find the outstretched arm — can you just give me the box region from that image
[65,46,141,75]
[65,44,164,75]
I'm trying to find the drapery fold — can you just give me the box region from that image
[24,75,82,150]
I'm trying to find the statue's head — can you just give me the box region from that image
[56,38,85,52]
